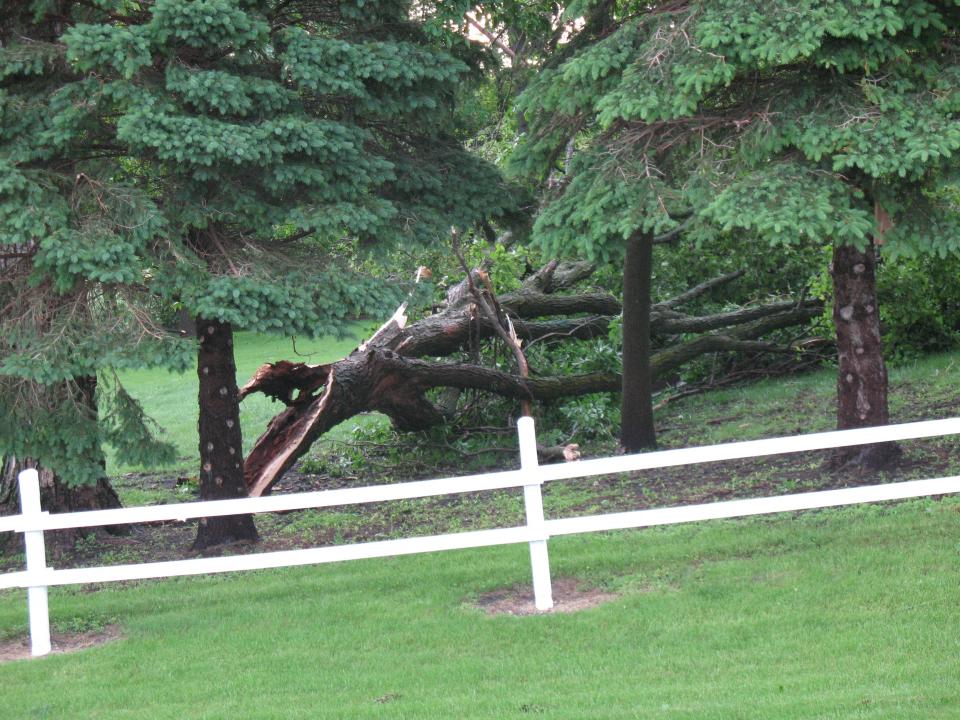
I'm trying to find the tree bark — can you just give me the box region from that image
[1,455,122,535]
[620,231,657,452]
[1,375,123,544]
[830,243,899,469]
[193,317,259,549]
[393,268,813,356]
[239,262,822,495]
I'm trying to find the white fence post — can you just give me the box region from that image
[517,416,554,610]
[18,469,51,656]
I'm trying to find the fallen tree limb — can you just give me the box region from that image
[241,306,817,496]
[241,262,823,496]
[393,265,774,357]
[242,349,618,496]
[658,269,746,309]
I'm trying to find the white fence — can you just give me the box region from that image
[3,416,960,657]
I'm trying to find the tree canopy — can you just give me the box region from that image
[59,0,515,332]
[0,1,189,485]
[1,0,516,498]
[510,0,960,258]
[3,0,960,510]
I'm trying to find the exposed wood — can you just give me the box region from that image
[539,444,581,463]
[243,350,618,496]
[240,261,822,496]
[239,360,329,406]
[450,238,533,416]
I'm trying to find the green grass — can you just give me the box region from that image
[5,346,960,716]
[655,350,960,448]
[1,498,958,718]
[111,325,386,474]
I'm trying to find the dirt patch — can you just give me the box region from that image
[473,577,617,616]
[0,625,122,664]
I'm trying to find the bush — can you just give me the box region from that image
[878,254,960,363]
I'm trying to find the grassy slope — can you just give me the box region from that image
[655,351,960,447]
[2,353,960,716]
[112,325,382,474]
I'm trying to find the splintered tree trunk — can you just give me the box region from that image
[194,318,258,550]
[831,243,899,469]
[239,262,822,495]
[620,231,657,452]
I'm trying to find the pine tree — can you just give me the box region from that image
[512,0,960,462]
[0,0,190,518]
[55,0,512,547]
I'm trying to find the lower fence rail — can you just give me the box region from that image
[2,417,960,657]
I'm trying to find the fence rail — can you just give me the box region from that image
[3,416,960,657]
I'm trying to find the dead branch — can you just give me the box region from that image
[657,269,746,309]
[240,261,821,496]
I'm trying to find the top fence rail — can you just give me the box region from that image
[2,417,958,537]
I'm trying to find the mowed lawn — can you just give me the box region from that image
[1,497,957,719]
[110,325,381,474]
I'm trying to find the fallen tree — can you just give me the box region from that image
[241,262,822,496]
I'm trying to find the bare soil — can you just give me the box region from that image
[473,577,618,616]
[0,626,123,664]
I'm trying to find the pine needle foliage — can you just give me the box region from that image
[1,0,514,485]
[512,0,960,261]
[1,2,190,483]
[56,0,514,330]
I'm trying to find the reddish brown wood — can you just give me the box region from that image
[238,360,330,405]
[241,262,822,495]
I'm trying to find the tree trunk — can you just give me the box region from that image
[1,375,124,544]
[238,262,821,495]
[194,317,259,550]
[830,243,899,469]
[1,455,122,512]
[620,231,657,452]
[1,455,122,547]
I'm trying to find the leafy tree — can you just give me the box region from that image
[512,0,960,463]
[56,0,512,546]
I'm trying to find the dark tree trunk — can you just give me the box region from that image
[1,458,123,548]
[830,243,899,470]
[1,456,122,519]
[1,375,124,544]
[193,317,259,550]
[620,231,657,452]
[177,308,196,337]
